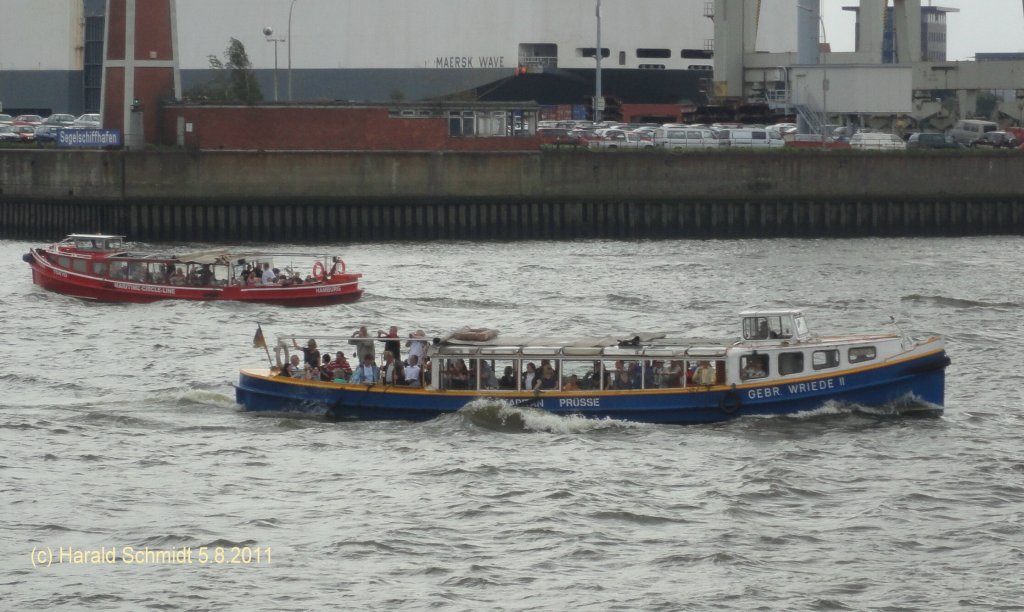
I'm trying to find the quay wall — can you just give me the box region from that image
[2,149,1023,240]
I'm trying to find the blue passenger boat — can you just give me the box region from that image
[234,310,949,424]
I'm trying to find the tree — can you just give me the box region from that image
[185,38,263,104]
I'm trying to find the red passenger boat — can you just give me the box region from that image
[23,234,363,306]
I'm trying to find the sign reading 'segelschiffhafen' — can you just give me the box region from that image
[57,129,122,148]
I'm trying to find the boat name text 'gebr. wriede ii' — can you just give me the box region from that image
[747,376,846,400]
[434,56,505,69]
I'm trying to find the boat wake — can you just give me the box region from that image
[454,399,644,434]
[901,294,1022,310]
[747,396,943,422]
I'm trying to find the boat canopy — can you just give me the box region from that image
[173,249,233,265]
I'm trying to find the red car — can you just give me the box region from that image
[12,114,43,126]
[12,125,37,142]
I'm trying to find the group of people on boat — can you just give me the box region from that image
[274,326,434,386]
[238,262,322,287]
[271,325,721,391]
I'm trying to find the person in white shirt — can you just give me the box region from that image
[260,262,275,284]
[404,355,422,386]
[406,329,428,364]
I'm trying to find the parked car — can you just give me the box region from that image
[906,132,962,150]
[34,125,62,143]
[969,131,1018,149]
[587,129,655,150]
[0,125,23,142]
[653,127,719,150]
[949,119,998,147]
[717,128,785,149]
[536,127,583,148]
[13,114,43,126]
[70,113,101,128]
[849,132,906,151]
[0,113,13,126]
[11,125,37,143]
[42,113,76,127]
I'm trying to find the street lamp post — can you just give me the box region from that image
[263,27,285,102]
[287,0,297,101]
[594,0,603,123]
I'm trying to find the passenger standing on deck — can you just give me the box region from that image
[407,330,428,364]
[379,326,401,362]
[352,326,375,364]
[293,338,321,369]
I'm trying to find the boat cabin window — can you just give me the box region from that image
[468,358,499,390]
[92,262,107,275]
[441,358,472,390]
[740,354,769,380]
[560,360,594,391]
[57,256,71,269]
[108,261,128,279]
[812,350,840,370]
[742,316,792,340]
[778,352,804,376]
[848,346,877,364]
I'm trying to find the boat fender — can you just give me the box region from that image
[22,252,33,263]
[719,388,742,415]
[312,261,326,281]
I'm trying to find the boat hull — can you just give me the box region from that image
[25,249,362,306]
[235,349,948,425]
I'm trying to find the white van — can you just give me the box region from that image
[717,128,784,149]
[849,132,906,151]
[653,127,719,150]
[950,119,998,146]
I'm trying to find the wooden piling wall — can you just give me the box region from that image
[2,149,1023,240]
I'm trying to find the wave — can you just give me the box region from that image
[901,294,1022,310]
[454,399,645,434]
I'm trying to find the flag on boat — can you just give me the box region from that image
[253,324,267,349]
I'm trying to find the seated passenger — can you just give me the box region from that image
[169,268,187,286]
[521,362,537,390]
[563,374,580,391]
[498,366,517,389]
[665,360,685,388]
[692,360,716,385]
[327,352,352,378]
[276,354,301,378]
[742,357,767,379]
[421,357,432,386]
[534,364,558,390]
[350,355,379,384]
[448,359,470,389]
[403,355,422,386]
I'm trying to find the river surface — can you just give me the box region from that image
[2,237,1022,611]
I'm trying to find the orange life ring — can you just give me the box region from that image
[329,258,346,275]
[312,261,326,281]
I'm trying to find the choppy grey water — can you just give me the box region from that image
[2,237,1023,611]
